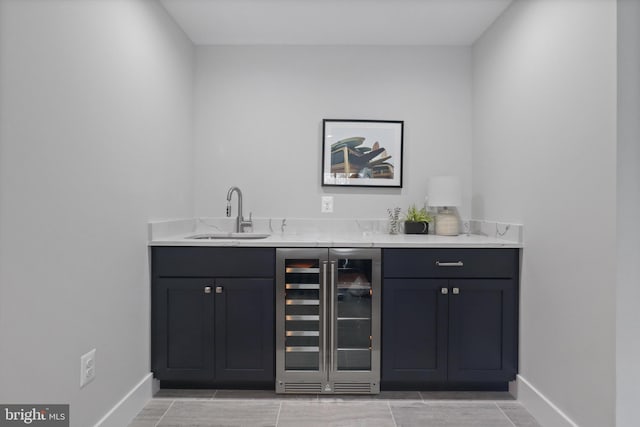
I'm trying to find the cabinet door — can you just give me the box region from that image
[448,279,517,382]
[382,279,448,383]
[215,278,275,384]
[152,278,215,381]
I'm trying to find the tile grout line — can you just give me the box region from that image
[387,401,398,427]
[153,399,175,427]
[274,401,283,426]
[495,402,518,427]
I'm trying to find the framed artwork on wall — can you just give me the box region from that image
[322,119,404,187]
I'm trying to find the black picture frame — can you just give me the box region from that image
[322,119,404,187]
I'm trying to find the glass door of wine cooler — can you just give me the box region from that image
[334,256,373,370]
[276,249,328,393]
[328,248,381,392]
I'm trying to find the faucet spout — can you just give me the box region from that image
[226,186,252,232]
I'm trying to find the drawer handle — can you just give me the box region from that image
[204,286,212,294]
[436,261,464,267]
[452,287,460,294]
[441,288,448,295]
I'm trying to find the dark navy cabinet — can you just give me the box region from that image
[447,278,517,382]
[151,247,275,387]
[382,248,519,389]
[382,278,449,383]
[214,277,274,383]
[153,278,215,382]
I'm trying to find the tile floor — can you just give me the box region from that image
[129,389,541,427]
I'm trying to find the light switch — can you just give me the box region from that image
[321,196,334,213]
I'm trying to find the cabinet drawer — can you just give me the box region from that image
[383,248,518,279]
[152,247,275,277]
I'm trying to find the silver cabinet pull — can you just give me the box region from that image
[330,261,336,374]
[441,288,448,295]
[322,261,328,373]
[204,286,212,294]
[452,288,459,294]
[436,261,464,267]
[215,286,223,294]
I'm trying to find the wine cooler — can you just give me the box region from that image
[275,248,381,394]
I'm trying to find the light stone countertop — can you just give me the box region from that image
[148,218,523,248]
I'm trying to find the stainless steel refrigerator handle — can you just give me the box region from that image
[330,261,336,374]
[322,261,328,374]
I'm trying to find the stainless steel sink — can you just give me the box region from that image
[185,232,270,240]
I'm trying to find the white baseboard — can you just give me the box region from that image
[514,375,579,427]
[94,373,154,427]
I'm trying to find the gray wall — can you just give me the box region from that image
[617,0,640,425]
[0,1,194,425]
[472,1,617,426]
[194,46,473,219]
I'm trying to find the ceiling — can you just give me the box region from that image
[160,0,513,46]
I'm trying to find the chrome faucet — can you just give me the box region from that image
[226,186,252,233]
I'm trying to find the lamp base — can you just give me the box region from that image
[435,208,459,236]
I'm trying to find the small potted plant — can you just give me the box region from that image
[403,204,433,234]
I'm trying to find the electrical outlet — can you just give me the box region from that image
[80,349,96,388]
[321,196,334,213]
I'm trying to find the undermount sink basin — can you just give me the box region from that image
[185,232,270,240]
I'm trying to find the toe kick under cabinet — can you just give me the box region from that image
[151,247,275,388]
[381,248,520,390]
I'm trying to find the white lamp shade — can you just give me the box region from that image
[427,176,462,207]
